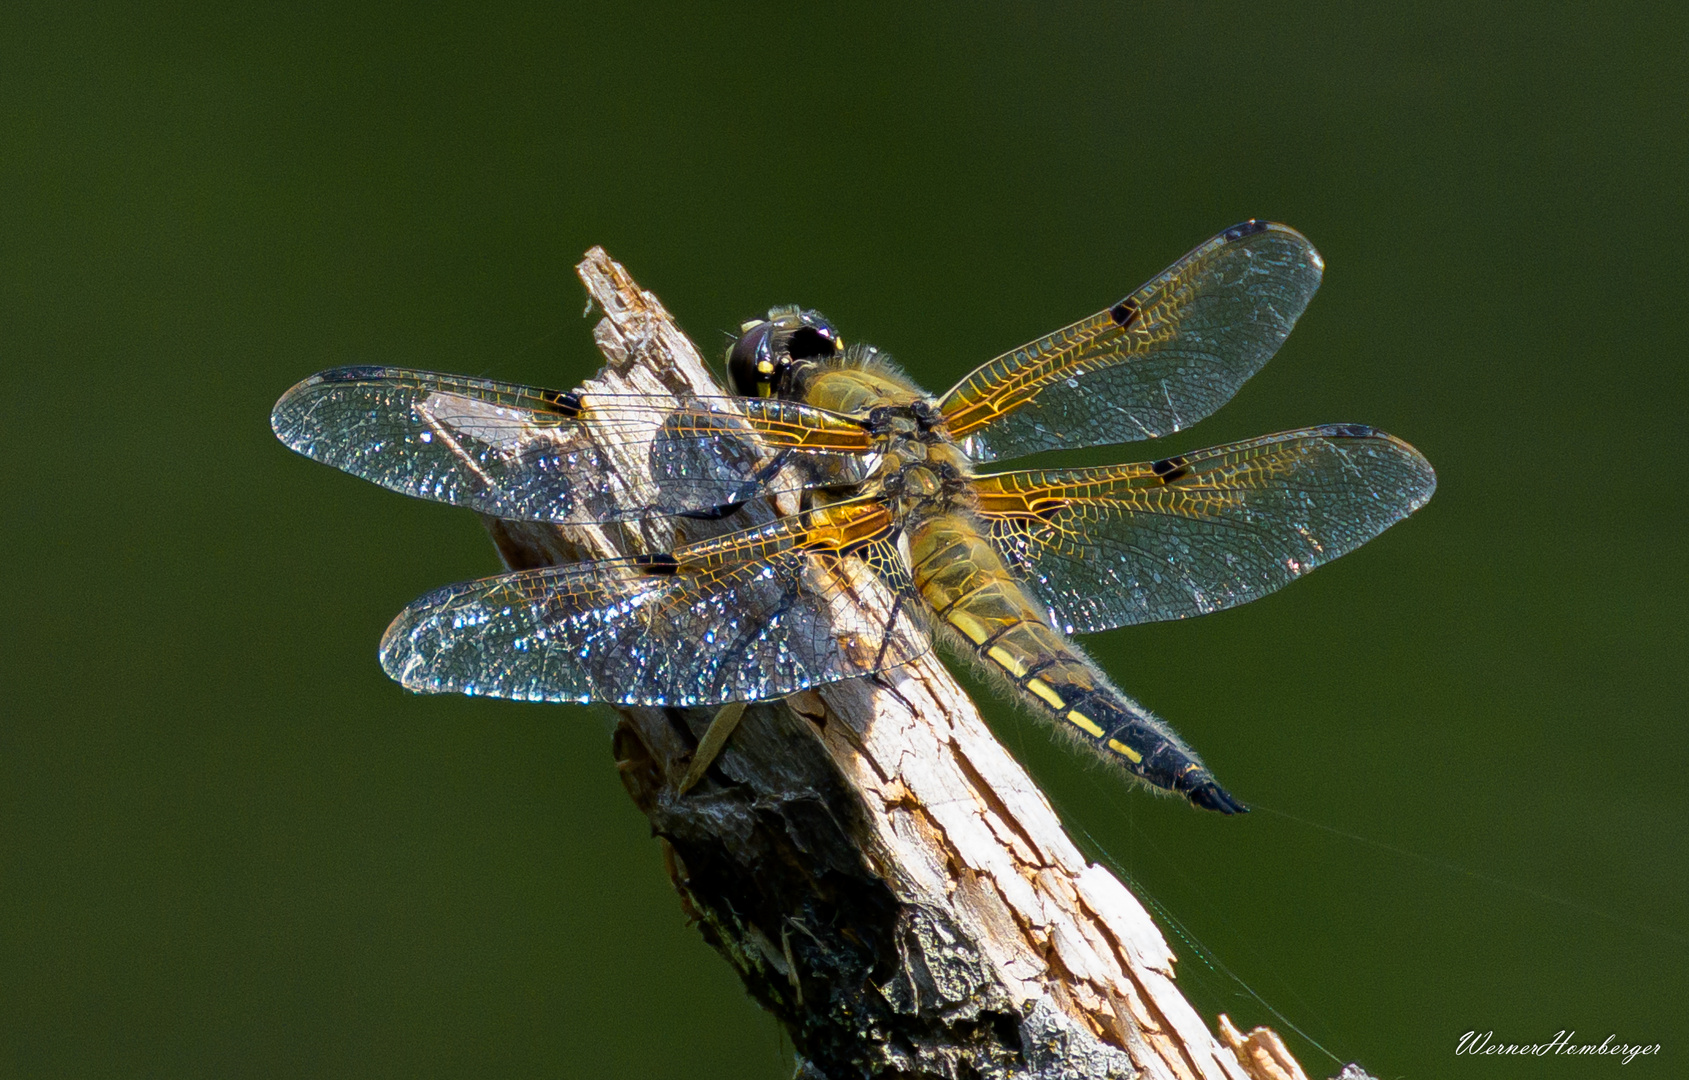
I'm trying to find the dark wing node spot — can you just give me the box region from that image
[1220,219,1268,242]
[633,553,681,576]
[538,389,583,418]
[1326,423,1377,439]
[1108,299,1140,328]
[1151,456,1191,483]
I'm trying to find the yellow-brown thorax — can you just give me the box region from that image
[799,364,1104,712]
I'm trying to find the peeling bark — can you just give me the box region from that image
[483,247,1364,1080]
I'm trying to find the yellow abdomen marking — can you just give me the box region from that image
[1107,738,1144,763]
[1024,677,1066,711]
[986,645,1027,679]
[1066,710,1105,738]
[947,610,991,645]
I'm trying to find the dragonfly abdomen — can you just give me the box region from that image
[908,512,1246,815]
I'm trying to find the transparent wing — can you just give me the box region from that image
[271,366,877,523]
[972,425,1435,634]
[939,221,1324,462]
[379,498,930,706]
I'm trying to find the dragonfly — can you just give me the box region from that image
[272,221,1435,814]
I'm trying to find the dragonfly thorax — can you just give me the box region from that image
[872,426,976,524]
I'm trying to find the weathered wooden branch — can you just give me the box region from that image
[484,247,1362,1080]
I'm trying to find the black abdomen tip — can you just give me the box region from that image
[1221,219,1269,242]
[1187,781,1249,815]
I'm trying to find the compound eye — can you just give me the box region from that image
[785,326,833,360]
[787,313,842,360]
[727,321,777,397]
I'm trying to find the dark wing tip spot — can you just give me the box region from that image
[1108,299,1140,328]
[317,365,390,383]
[1220,219,1270,242]
[1325,423,1379,440]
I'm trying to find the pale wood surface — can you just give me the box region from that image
[483,246,1330,1079]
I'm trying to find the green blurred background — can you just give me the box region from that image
[3,3,1683,1077]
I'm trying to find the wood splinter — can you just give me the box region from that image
[678,701,748,795]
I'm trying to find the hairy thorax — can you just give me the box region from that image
[798,361,978,525]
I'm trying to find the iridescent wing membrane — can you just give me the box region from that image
[379,497,927,707]
[972,425,1436,635]
[376,422,1434,708]
[271,366,876,523]
[940,221,1323,461]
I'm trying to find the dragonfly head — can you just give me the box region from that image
[728,306,843,398]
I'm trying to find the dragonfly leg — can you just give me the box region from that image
[678,701,748,794]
